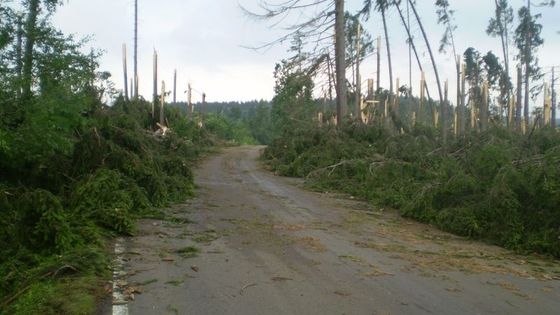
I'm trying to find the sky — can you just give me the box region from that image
[51,0,560,105]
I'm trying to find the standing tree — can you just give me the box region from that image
[243,0,347,125]
[21,0,61,100]
[514,0,554,128]
[377,0,393,96]
[345,13,373,120]
[133,0,138,98]
[487,0,514,124]
[464,47,505,130]
[435,0,458,142]
[334,0,346,123]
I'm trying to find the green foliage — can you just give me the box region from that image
[70,169,147,234]
[265,124,560,258]
[0,96,215,312]
[0,1,225,311]
[204,113,255,145]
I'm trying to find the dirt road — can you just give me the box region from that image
[114,146,560,315]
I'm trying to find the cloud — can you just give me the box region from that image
[51,0,560,103]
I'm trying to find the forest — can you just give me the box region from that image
[1,0,559,314]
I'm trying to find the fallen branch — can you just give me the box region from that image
[239,283,257,296]
[0,264,78,310]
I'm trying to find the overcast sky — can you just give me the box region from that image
[52,0,560,104]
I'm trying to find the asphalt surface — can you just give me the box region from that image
[113,146,560,315]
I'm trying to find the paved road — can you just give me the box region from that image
[115,146,560,315]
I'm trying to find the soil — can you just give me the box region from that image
[110,146,560,315]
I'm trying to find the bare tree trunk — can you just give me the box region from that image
[493,0,511,117]
[152,50,158,119]
[381,9,393,96]
[15,15,23,99]
[326,54,334,102]
[523,0,531,130]
[22,0,40,100]
[334,0,347,125]
[355,23,362,122]
[481,80,489,131]
[376,36,381,91]
[442,80,448,145]
[460,63,466,135]
[407,0,412,93]
[553,67,557,129]
[456,55,460,129]
[187,83,193,121]
[122,44,129,100]
[160,81,165,126]
[524,64,530,129]
[516,65,523,129]
[134,0,139,98]
[408,0,444,107]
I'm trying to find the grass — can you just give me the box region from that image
[7,276,105,315]
[176,246,200,259]
[192,230,219,243]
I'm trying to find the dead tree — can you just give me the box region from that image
[122,44,129,100]
[133,0,139,98]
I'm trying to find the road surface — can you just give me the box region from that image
[112,146,560,315]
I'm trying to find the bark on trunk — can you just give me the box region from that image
[494,0,511,119]
[394,2,431,100]
[355,24,362,122]
[22,0,40,100]
[334,0,347,125]
[381,9,393,96]
[516,66,523,129]
[408,0,444,107]
[134,0,139,98]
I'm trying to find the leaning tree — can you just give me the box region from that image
[243,0,348,125]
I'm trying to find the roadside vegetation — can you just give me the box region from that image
[0,1,247,313]
[250,0,560,260]
[264,122,560,258]
[260,39,559,263]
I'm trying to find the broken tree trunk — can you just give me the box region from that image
[122,44,129,101]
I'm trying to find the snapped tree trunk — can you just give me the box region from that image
[122,44,129,100]
[523,0,531,129]
[553,68,557,129]
[22,0,40,100]
[516,65,523,129]
[442,80,448,145]
[334,0,347,125]
[355,23,362,122]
